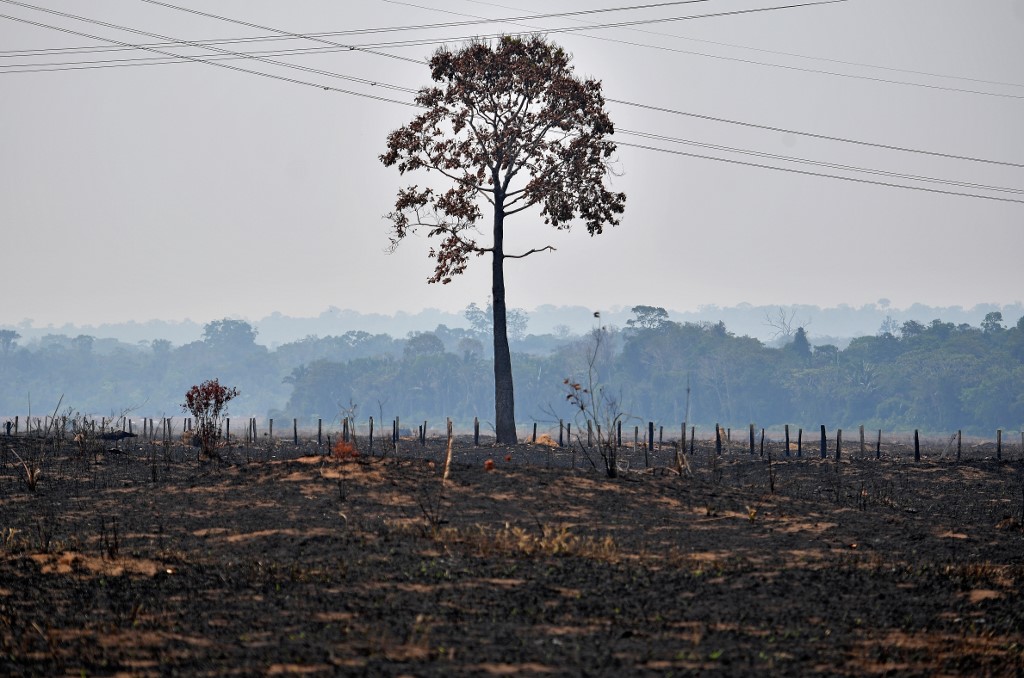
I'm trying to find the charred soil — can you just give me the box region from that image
[1,435,1022,675]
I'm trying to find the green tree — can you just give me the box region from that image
[404,332,446,359]
[981,311,1005,334]
[464,302,530,342]
[788,327,812,362]
[626,305,670,331]
[0,329,20,357]
[202,319,258,351]
[381,36,626,443]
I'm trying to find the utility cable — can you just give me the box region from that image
[614,140,1024,205]
[0,0,807,57]
[608,99,1024,168]
[2,3,1019,206]
[617,128,1024,194]
[461,0,1024,91]
[0,1,419,95]
[380,0,1024,101]
[0,12,417,106]
[7,0,1021,99]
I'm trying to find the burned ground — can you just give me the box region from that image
[1,435,1022,675]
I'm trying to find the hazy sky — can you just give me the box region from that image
[2,0,1022,328]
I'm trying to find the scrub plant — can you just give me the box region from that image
[564,326,631,479]
[181,379,239,461]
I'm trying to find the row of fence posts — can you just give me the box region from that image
[547,420,1016,462]
[3,413,1020,462]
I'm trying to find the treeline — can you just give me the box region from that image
[0,310,1021,435]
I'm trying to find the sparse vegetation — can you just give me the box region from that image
[1,432,1021,675]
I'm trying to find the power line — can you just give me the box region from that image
[7,0,1022,100]
[0,0,422,65]
[378,0,1024,101]
[0,44,424,75]
[0,11,418,106]
[614,140,1024,205]
[0,0,855,57]
[462,0,1024,91]
[0,0,788,58]
[3,3,1019,206]
[339,1,857,47]
[608,99,1024,169]
[7,0,1022,103]
[132,0,1022,175]
[0,0,799,58]
[616,128,1024,195]
[6,44,1017,172]
[142,0,721,40]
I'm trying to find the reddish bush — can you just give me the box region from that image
[181,379,239,459]
[333,439,358,461]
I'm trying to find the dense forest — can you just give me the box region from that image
[0,307,1021,436]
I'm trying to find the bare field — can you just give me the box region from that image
[1,435,1023,676]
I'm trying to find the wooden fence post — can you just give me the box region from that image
[760,428,765,457]
[914,429,920,462]
[474,417,480,446]
[559,420,564,448]
[859,425,865,458]
[715,423,722,456]
[617,421,622,448]
[674,426,684,475]
[749,423,755,455]
[318,419,322,447]
[820,425,827,459]
[648,421,655,453]
[566,423,572,448]
[997,429,1002,460]
[836,429,842,462]
[797,428,803,457]
[293,418,298,446]
[269,418,274,439]
[442,418,454,482]
[532,422,537,444]
[784,424,790,457]
[690,426,695,455]
[368,417,374,455]
[876,429,882,460]
[956,429,961,462]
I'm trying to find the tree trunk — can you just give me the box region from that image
[492,208,517,444]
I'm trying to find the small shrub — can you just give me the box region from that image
[181,379,239,460]
[332,439,358,461]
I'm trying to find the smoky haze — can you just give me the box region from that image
[0,0,1022,330]
[0,302,1021,438]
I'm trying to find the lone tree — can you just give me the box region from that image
[380,36,626,443]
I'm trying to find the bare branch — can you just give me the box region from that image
[504,245,556,260]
